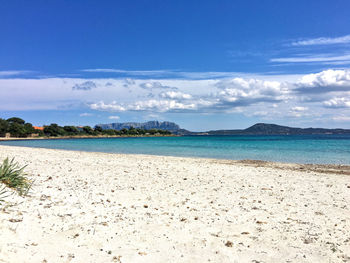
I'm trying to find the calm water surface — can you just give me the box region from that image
[1,135,350,164]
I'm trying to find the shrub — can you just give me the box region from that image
[0,157,31,196]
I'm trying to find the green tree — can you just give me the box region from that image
[0,118,9,136]
[157,129,171,135]
[7,117,25,125]
[137,128,146,135]
[82,126,94,135]
[148,129,157,135]
[23,123,35,136]
[8,123,26,137]
[36,129,45,137]
[128,127,138,135]
[63,126,79,135]
[102,129,116,136]
[44,124,66,137]
[120,128,128,135]
[94,126,103,133]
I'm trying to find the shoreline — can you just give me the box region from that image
[0,134,177,141]
[0,144,349,175]
[1,145,350,262]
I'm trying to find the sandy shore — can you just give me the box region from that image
[0,145,349,262]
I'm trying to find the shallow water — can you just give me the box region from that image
[1,135,350,164]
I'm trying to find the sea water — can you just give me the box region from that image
[1,135,350,164]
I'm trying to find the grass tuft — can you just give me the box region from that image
[0,157,31,196]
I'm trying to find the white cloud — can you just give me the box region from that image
[1,69,350,125]
[0,70,33,77]
[81,68,261,80]
[291,106,308,112]
[323,98,350,108]
[215,78,290,107]
[81,68,171,77]
[108,115,120,120]
[270,54,350,63]
[296,69,350,93]
[79,113,93,117]
[291,35,350,46]
[89,101,126,112]
[287,106,310,118]
[88,77,290,113]
[159,91,192,100]
[139,81,176,90]
[272,35,350,67]
[320,61,350,65]
[133,100,197,112]
[89,99,197,113]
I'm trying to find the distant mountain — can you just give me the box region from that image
[97,121,350,136]
[206,123,350,135]
[97,121,183,133]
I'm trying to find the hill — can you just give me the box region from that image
[97,121,350,135]
[207,123,350,135]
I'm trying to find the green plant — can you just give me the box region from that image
[0,157,31,195]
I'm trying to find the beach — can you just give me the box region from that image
[0,145,349,263]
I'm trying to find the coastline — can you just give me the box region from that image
[0,134,177,141]
[1,139,350,173]
[1,145,349,262]
[1,144,350,175]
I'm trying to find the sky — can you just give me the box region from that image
[1,0,350,131]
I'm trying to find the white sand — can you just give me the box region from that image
[0,145,349,263]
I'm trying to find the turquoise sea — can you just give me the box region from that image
[1,135,350,164]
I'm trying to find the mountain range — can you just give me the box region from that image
[97,121,181,132]
[97,121,350,135]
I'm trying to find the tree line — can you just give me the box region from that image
[0,117,172,138]
[0,117,36,137]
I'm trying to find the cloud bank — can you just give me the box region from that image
[1,69,350,125]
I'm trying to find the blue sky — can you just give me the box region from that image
[1,0,350,131]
